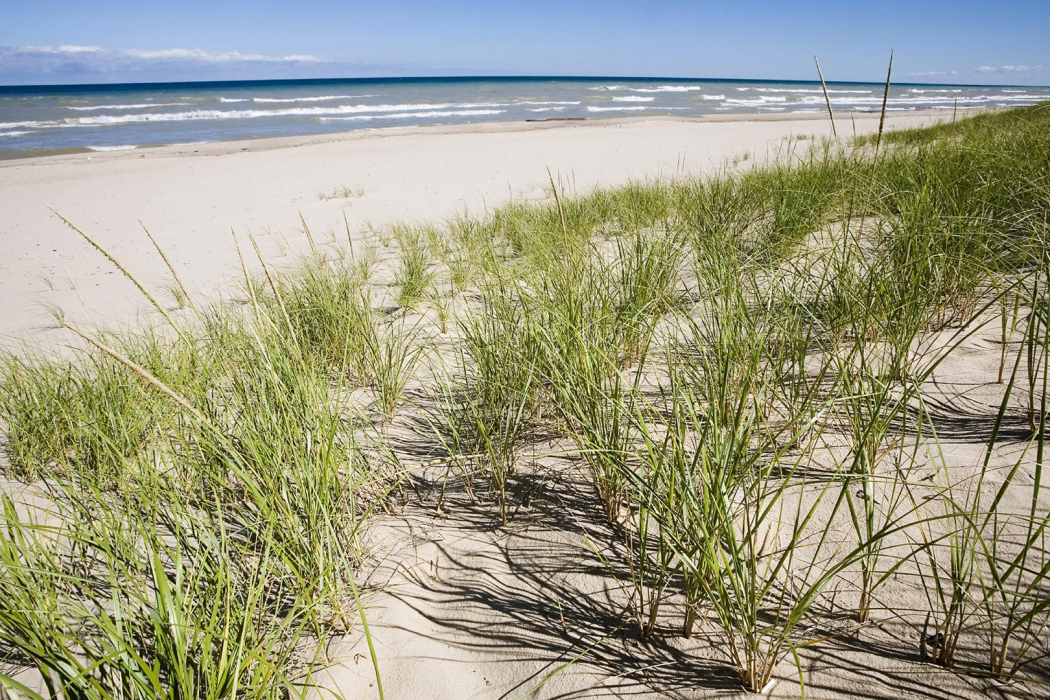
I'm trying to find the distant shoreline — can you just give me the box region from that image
[0,108,992,165]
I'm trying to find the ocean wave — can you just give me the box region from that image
[320,109,506,121]
[219,98,250,103]
[630,86,705,93]
[798,93,1047,106]
[527,107,567,112]
[516,100,581,105]
[67,102,184,111]
[754,88,872,94]
[701,94,726,100]
[0,130,30,137]
[724,96,788,105]
[2,102,511,129]
[612,96,655,102]
[0,120,47,129]
[588,85,629,91]
[252,94,376,103]
[587,105,649,112]
[87,144,137,151]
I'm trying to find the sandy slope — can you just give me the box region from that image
[316,315,1045,700]
[0,111,952,347]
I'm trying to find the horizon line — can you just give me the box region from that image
[2,73,1047,93]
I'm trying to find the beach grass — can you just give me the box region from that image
[3,102,1050,696]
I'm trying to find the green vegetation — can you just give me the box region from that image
[3,103,1050,696]
[318,185,364,201]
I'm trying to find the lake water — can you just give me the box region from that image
[2,76,1047,159]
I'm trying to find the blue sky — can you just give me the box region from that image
[1,0,1047,86]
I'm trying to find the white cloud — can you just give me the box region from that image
[0,45,342,84]
[906,70,958,78]
[975,64,1043,74]
[17,44,106,54]
[122,48,322,63]
[57,45,105,53]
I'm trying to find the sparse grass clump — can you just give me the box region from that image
[392,227,436,311]
[318,184,364,201]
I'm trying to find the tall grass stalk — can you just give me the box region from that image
[814,55,837,140]
[51,209,180,330]
[875,50,894,159]
[298,210,317,253]
[140,220,196,312]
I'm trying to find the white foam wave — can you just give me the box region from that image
[797,93,1048,106]
[588,85,629,91]
[612,96,655,102]
[527,107,567,112]
[219,98,249,103]
[723,96,788,105]
[4,102,510,129]
[630,86,705,93]
[587,105,649,112]
[516,100,581,105]
[754,88,872,94]
[701,94,726,100]
[252,94,375,103]
[87,144,137,151]
[68,102,183,111]
[320,109,506,122]
[0,120,53,129]
[0,130,30,137]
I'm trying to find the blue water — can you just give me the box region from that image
[1,76,1047,159]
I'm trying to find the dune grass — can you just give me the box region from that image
[3,103,1050,696]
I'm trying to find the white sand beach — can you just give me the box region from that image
[0,111,953,345]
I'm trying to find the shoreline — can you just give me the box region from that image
[0,109,973,346]
[0,108,984,166]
